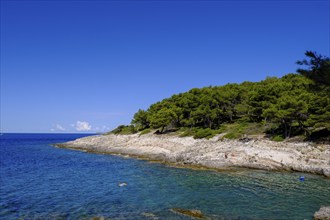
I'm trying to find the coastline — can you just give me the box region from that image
[55,133,330,177]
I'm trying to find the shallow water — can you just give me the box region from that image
[0,133,329,219]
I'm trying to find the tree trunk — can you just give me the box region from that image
[284,123,288,138]
[288,125,292,138]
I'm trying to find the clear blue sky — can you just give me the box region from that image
[1,0,329,133]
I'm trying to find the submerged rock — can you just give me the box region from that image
[170,208,205,219]
[118,182,127,187]
[314,206,330,220]
[141,212,158,219]
[91,216,105,220]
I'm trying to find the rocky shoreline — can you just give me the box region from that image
[55,133,330,177]
[314,206,330,220]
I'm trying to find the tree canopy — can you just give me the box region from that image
[116,52,330,141]
[296,51,330,86]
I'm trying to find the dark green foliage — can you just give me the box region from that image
[149,108,177,133]
[127,52,329,141]
[296,51,330,86]
[131,109,149,131]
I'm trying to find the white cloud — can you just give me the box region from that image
[75,121,92,131]
[56,124,65,131]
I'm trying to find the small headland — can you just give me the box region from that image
[55,131,330,177]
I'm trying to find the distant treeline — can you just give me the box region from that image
[113,51,330,141]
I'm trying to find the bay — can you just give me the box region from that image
[0,133,329,219]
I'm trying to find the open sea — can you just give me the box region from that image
[0,133,329,219]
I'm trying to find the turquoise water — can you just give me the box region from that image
[0,134,329,219]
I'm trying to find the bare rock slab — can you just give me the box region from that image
[56,133,330,177]
[314,206,330,220]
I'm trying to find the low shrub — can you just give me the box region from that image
[272,135,284,142]
[139,128,152,135]
[179,128,196,137]
[193,128,215,139]
[223,132,241,139]
[111,125,137,135]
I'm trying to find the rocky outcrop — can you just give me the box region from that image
[55,133,330,177]
[170,208,206,219]
[314,206,330,220]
